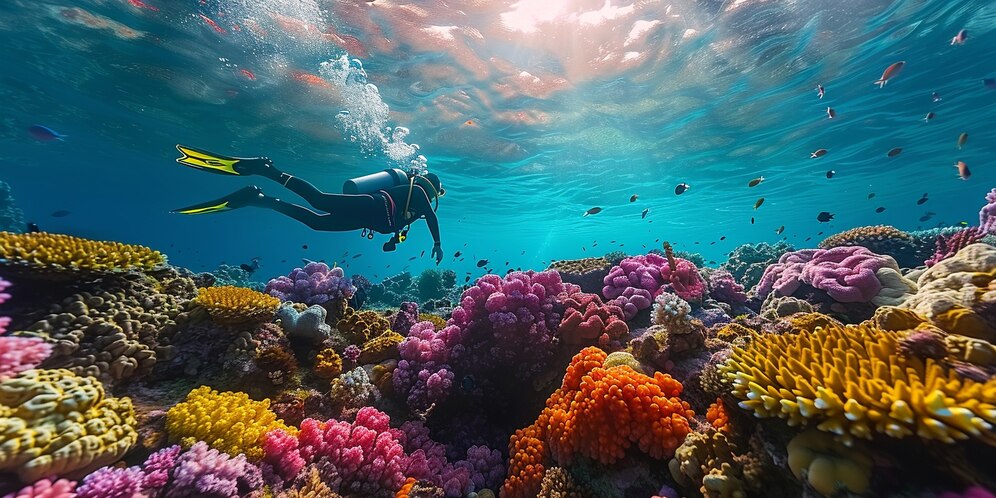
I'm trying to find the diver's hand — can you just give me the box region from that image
[382,240,397,252]
[431,243,443,265]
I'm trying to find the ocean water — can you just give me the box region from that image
[1,0,994,276]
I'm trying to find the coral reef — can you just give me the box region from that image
[394,321,462,411]
[557,284,628,346]
[165,385,292,460]
[266,262,356,305]
[668,430,749,498]
[819,225,916,267]
[416,268,457,302]
[391,301,420,335]
[193,285,280,325]
[721,241,793,291]
[704,269,748,306]
[548,257,611,294]
[537,467,590,498]
[0,181,26,233]
[359,331,403,364]
[277,304,332,342]
[502,347,693,498]
[787,430,872,497]
[336,307,392,345]
[720,318,996,445]
[211,264,264,290]
[603,251,706,307]
[0,336,52,380]
[329,366,382,420]
[314,347,344,379]
[630,292,706,370]
[0,232,165,275]
[0,369,137,482]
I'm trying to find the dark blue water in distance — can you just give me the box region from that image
[1,0,994,280]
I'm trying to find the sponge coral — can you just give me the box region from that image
[0,232,164,274]
[0,368,138,482]
[165,386,293,460]
[787,430,873,497]
[502,347,693,498]
[720,320,996,445]
[193,285,279,325]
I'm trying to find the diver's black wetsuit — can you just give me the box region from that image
[246,164,442,257]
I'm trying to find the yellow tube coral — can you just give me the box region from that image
[165,386,293,460]
[0,231,165,273]
[720,321,996,445]
[0,369,138,482]
[193,286,280,325]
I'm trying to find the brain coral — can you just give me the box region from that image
[337,307,392,345]
[0,369,138,482]
[0,232,165,275]
[502,347,693,498]
[901,243,996,342]
[193,286,280,325]
[818,225,915,267]
[165,386,293,460]
[720,320,996,445]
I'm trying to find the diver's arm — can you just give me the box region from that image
[425,208,441,247]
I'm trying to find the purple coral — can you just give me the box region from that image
[0,277,11,335]
[754,246,893,303]
[399,421,504,497]
[167,441,263,497]
[394,321,463,411]
[602,254,706,313]
[142,445,182,491]
[447,271,564,378]
[391,302,420,335]
[75,466,145,498]
[706,269,747,305]
[928,189,996,266]
[1,479,77,498]
[0,337,53,380]
[265,262,356,305]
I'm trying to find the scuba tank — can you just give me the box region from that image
[342,168,409,194]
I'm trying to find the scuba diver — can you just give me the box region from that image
[170,145,445,264]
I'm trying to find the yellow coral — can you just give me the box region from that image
[314,348,343,379]
[0,369,138,482]
[193,286,280,325]
[337,308,392,344]
[715,323,753,342]
[903,244,996,341]
[165,386,293,460]
[0,231,165,273]
[787,430,872,497]
[417,313,448,330]
[720,321,996,445]
[359,332,403,364]
[669,430,747,498]
[547,257,610,275]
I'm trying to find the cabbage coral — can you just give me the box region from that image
[0,231,165,273]
[193,285,280,324]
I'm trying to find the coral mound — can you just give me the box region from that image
[193,285,280,324]
[265,262,355,305]
[165,385,293,460]
[819,225,915,266]
[502,347,693,498]
[719,320,996,445]
[557,284,629,345]
[0,231,165,275]
[0,369,137,482]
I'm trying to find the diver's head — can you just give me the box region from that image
[419,173,445,199]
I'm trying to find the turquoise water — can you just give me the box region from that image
[1,0,994,280]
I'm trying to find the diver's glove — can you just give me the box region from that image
[383,240,397,252]
[431,243,443,265]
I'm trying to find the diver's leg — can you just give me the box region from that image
[256,192,365,231]
[248,162,358,211]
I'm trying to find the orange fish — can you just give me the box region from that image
[290,70,331,89]
[955,161,970,180]
[875,61,905,88]
[128,0,159,12]
[463,119,476,127]
[199,13,226,34]
[239,68,256,81]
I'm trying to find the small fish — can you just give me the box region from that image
[816,84,825,99]
[352,254,362,259]
[985,79,996,89]
[887,147,902,157]
[408,256,416,261]
[582,247,586,252]
[923,112,935,123]
[875,61,905,88]
[750,217,755,225]
[720,236,726,241]
[465,276,471,282]
[748,176,764,187]
[931,91,942,102]
[875,207,886,213]
[951,29,968,45]
[583,207,602,216]
[420,250,425,257]
[825,170,836,179]
[958,221,969,226]
[454,251,462,258]
[955,160,971,180]
[476,259,488,268]
[811,149,827,158]
[629,194,638,202]
[754,198,764,210]
[816,211,834,223]
[26,222,40,233]
[240,257,260,274]
[826,107,836,119]
[919,213,933,222]
[302,244,308,249]
[805,237,812,242]
[641,208,649,219]
[239,68,256,80]
[28,125,67,141]
[868,192,876,199]
[775,226,785,235]
[916,195,928,205]
[957,132,968,149]
[674,183,690,195]
[50,210,71,217]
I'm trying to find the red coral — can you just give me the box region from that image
[557,286,629,345]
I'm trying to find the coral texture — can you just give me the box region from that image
[394,321,463,411]
[266,262,356,305]
[0,336,52,380]
[721,241,793,291]
[705,269,748,306]
[0,232,164,274]
[787,430,872,497]
[668,430,748,498]
[603,252,706,307]
[314,347,344,379]
[557,284,628,346]
[277,304,332,342]
[193,285,280,324]
[1,479,77,498]
[819,225,915,266]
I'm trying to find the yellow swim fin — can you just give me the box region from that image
[171,186,264,215]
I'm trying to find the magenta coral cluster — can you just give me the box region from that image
[754,246,893,303]
[926,188,996,267]
[265,262,356,305]
[602,254,706,319]
[447,270,565,378]
[705,269,747,305]
[391,301,420,335]
[400,421,505,496]
[262,407,408,497]
[394,321,463,411]
[0,277,10,335]
[0,336,52,380]
[557,284,629,345]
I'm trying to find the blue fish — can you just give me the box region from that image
[28,125,67,141]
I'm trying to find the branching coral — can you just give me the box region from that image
[602,251,706,311]
[0,336,52,380]
[502,347,693,498]
[329,367,382,420]
[266,262,356,305]
[707,398,733,434]
[315,347,344,379]
[720,320,996,445]
[0,369,138,482]
[537,467,590,498]
[165,386,293,460]
[0,232,165,274]
[926,189,996,267]
[193,285,279,324]
[394,321,463,411]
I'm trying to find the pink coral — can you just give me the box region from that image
[394,321,463,411]
[0,336,53,380]
[755,246,893,302]
[1,277,11,335]
[557,284,628,345]
[706,269,747,305]
[1,479,77,498]
[75,467,143,498]
[602,254,705,313]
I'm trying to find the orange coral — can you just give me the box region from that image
[314,348,343,379]
[707,398,732,434]
[502,347,694,498]
[395,477,416,498]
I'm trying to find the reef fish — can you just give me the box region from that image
[955,161,971,180]
[629,194,638,202]
[674,183,690,195]
[923,112,935,123]
[811,149,827,158]
[917,194,928,205]
[753,198,764,210]
[931,92,942,102]
[750,217,754,225]
[875,207,886,213]
[641,208,649,219]
[951,29,968,45]
[826,170,836,179]
[748,176,764,187]
[476,259,488,267]
[28,125,66,141]
[957,132,968,149]
[775,225,784,235]
[583,207,602,216]
[453,251,462,258]
[887,147,902,157]
[26,222,40,233]
[868,193,876,199]
[816,211,834,222]
[875,61,905,88]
